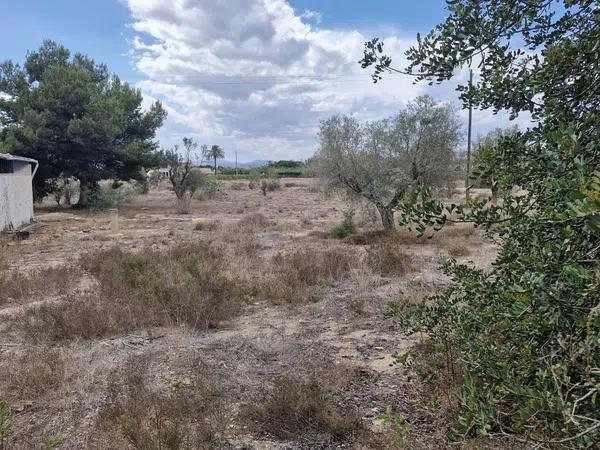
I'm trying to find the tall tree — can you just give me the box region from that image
[203,145,225,175]
[0,40,166,206]
[362,0,600,445]
[314,95,460,229]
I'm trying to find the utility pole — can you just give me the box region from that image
[466,68,473,202]
[235,151,238,176]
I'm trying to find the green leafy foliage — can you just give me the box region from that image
[364,0,600,446]
[0,400,12,450]
[314,95,461,229]
[0,40,166,204]
[330,211,356,239]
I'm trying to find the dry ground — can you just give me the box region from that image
[0,179,501,449]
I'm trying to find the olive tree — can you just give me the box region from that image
[314,95,460,229]
[472,126,519,203]
[361,0,600,444]
[163,137,204,213]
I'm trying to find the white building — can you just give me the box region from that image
[0,154,39,231]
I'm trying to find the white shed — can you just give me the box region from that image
[0,154,39,231]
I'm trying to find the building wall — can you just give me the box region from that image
[0,161,34,231]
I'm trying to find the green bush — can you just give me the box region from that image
[330,212,356,239]
[379,1,600,445]
[0,400,11,448]
[87,184,136,209]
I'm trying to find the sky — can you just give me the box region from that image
[0,0,531,162]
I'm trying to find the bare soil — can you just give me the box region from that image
[0,179,499,449]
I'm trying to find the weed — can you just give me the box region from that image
[330,212,356,239]
[0,401,12,450]
[42,437,65,449]
[243,375,364,443]
[380,406,412,447]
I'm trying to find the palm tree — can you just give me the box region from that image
[203,145,225,175]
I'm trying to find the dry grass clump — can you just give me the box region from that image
[447,244,470,257]
[193,220,221,231]
[258,246,360,303]
[366,243,413,277]
[0,261,78,301]
[13,243,244,342]
[230,182,245,191]
[341,234,368,245]
[237,212,272,231]
[92,357,227,450]
[0,348,66,402]
[242,374,365,444]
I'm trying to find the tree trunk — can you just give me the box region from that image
[491,184,498,204]
[214,156,217,175]
[377,206,396,230]
[76,180,97,208]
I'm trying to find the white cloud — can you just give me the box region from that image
[124,0,532,161]
[300,9,322,24]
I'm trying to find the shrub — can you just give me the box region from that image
[94,357,226,449]
[0,400,12,449]
[237,213,271,231]
[12,244,244,341]
[260,179,280,195]
[175,193,192,214]
[197,177,220,199]
[0,348,65,401]
[0,263,78,301]
[243,375,364,443]
[87,185,136,209]
[193,220,220,232]
[365,243,412,277]
[258,247,358,303]
[447,244,470,257]
[248,169,261,189]
[330,212,356,239]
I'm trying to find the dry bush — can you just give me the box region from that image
[242,374,365,444]
[0,348,66,402]
[13,244,244,342]
[437,223,475,239]
[12,296,128,342]
[0,263,78,301]
[447,244,470,257]
[193,220,221,232]
[260,179,280,196]
[237,212,272,232]
[307,230,331,239]
[284,182,300,188]
[92,357,227,450]
[341,234,368,245]
[258,246,360,303]
[366,243,412,277]
[176,193,192,214]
